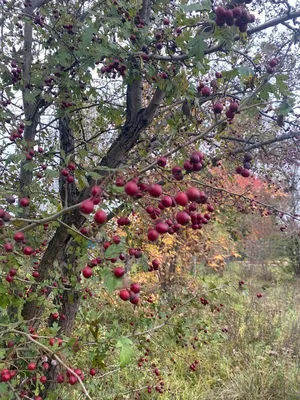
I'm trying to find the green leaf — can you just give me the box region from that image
[278,97,295,117]
[0,383,7,394]
[103,273,121,294]
[188,34,207,62]
[92,350,107,369]
[238,66,253,79]
[46,169,60,178]
[105,244,124,258]
[116,337,134,368]
[221,68,239,80]
[180,0,211,12]
[260,82,278,100]
[67,338,78,347]
[275,74,289,95]
[82,26,96,47]
[76,172,89,190]
[140,255,150,272]
[88,171,103,180]
[56,50,72,67]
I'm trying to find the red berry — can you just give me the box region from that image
[90,368,96,376]
[113,267,125,278]
[161,196,172,207]
[155,222,168,234]
[4,243,13,252]
[207,204,214,212]
[148,184,163,198]
[201,87,211,97]
[174,192,189,206]
[215,6,226,18]
[229,102,238,112]
[183,160,193,171]
[172,166,182,174]
[232,7,242,18]
[23,246,34,255]
[269,58,278,68]
[68,375,78,385]
[213,102,223,113]
[20,197,30,207]
[185,187,200,202]
[94,210,107,224]
[14,232,25,242]
[67,162,76,171]
[115,177,125,186]
[241,169,250,178]
[57,374,65,383]
[80,227,89,235]
[91,186,101,197]
[152,259,160,269]
[61,168,69,176]
[1,373,11,382]
[104,241,111,250]
[176,211,190,225]
[157,157,167,167]
[112,235,121,244]
[125,181,139,196]
[80,200,94,214]
[28,362,36,371]
[66,175,74,183]
[6,275,13,283]
[130,294,139,305]
[130,283,141,293]
[147,229,159,242]
[119,289,130,301]
[82,266,93,278]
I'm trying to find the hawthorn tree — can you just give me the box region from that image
[0,0,300,398]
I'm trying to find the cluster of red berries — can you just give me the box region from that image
[0,207,11,225]
[215,4,255,33]
[181,150,205,173]
[236,152,252,178]
[49,337,63,346]
[266,58,279,74]
[145,190,212,241]
[61,162,76,183]
[119,283,141,304]
[63,23,74,34]
[10,62,22,84]
[8,121,24,141]
[51,9,61,19]
[189,359,199,371]
[0,368,17,382]
[149,258,160,272]
[200,297,209,305]
[100,58,127,78]
[33,12,45,27]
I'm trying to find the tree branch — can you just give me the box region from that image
[141,10,300,62]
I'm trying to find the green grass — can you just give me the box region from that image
[61,262,300,399]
